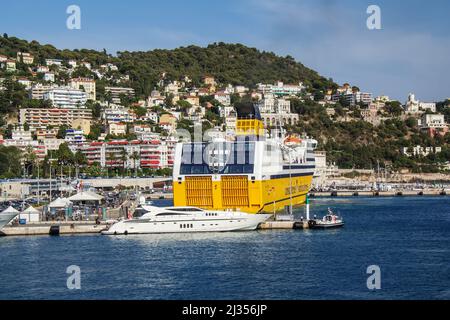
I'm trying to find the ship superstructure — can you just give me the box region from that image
[173,103,317,214]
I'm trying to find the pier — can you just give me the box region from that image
[0,221,107,237]
[309,190,447,197]
[259,220,308,230]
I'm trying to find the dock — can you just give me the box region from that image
[259,220,309,230]
[0,222,107,237]
[310,190,448,197]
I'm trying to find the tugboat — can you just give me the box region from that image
[308,208,344,229]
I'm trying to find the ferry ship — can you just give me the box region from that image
[173,103,317,214]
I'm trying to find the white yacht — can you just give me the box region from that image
[102,206,272,235]
[0,206,20,230]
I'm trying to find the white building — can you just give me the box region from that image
[29,84,56,100]
[103,107,135,123]
[108,123,127,136]
[257,95,291,114]
[43,139,65,151]
[17,78,32,89]
[68,60,78,68]
[314,151,327,177]
[17,52,34,65]
[35,65,50,73]
[145,111,159,123]
[45,59,63,67]
[405,93,436,113]
[257,82,305,96]
[44,87,87,108]
[44,72,55,82]
[164,82,180,95]
[12,128,33,141]
[419,114,447,129]
[105,87,135,104]
[65,129,86,147]
[214,91,231,106]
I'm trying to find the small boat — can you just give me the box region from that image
[308,208,344,229]
[102,206,272,235]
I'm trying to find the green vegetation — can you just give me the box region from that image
[287,99,450,173]
[0,146,23,178]
[0,35,335,100]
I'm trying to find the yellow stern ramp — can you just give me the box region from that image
[173,174,313,214]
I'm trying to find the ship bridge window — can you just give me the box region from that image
[180,142,255,175]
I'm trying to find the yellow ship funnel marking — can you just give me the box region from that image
[235,119,265,137]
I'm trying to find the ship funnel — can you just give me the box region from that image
[234,102,265,137]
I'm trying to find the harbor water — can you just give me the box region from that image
[0,197,449,300]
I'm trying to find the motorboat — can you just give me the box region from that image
[0,206,20,230]
[102,206,272,235]
[308,208,344,229]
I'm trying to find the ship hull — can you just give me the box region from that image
[173,173,313,214]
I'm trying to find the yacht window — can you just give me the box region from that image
[156,213,188,216]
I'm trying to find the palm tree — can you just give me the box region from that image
[106,152,116,178]
[120,149,128,176]
[130,151,140,177]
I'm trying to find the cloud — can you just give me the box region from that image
[238,0,450,101]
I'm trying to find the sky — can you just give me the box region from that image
[1,0,449,102]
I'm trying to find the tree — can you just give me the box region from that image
[0,146,22,178]
[106,152,117,177]
[120,149,128,175]
[57,125,69,139]
[133,106,147,119]
[130,151,140,177]
[384,101,403,117]
[164,94,174,108]
[86,101,102,118]
[176,100,192,114]
[56,143,74,168]
[0,78,28,115]
[87,122,103,140]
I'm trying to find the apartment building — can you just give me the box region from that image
[19,108,92,131]
[17,52,34,64]
[65,129,86,151]
[36,129,58,141]
[45,59,63,67]
[105,86,135,103]
[108,123,127,136]
[257,82,305,96]
[12,128,33,141]
[29,84,55,100]
[69,77,96,101]
[1,139,47,161]
[5,60,16,72]
[214,91,231,106]
[44,87,87,108]
[419,114,449,138]
[103,107,135,123]
[44,72,55,82]
[80,139,176,169]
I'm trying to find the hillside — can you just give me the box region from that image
[0,34,336,97]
